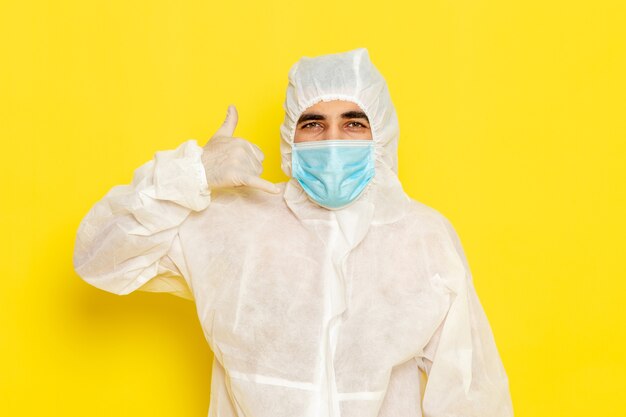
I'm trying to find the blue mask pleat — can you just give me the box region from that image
[292,140,375,209]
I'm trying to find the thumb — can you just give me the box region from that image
[212,104,238,138]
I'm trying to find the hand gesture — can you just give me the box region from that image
[202,105,279,194]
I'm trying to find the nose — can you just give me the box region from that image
[321,124,343,140]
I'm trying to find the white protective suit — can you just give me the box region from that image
[73,48,514,417]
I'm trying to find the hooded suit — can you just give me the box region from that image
[73,48,513,417]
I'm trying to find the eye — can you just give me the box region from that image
[347,121,367,128]
[301,122,322,129]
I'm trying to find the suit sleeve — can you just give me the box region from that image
[72,139,211,300]
[416,216,514,416]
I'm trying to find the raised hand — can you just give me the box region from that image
[201,105,280,194]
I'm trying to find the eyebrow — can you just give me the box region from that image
[297,111,369,124]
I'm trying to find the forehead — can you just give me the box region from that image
[301,99,365,115]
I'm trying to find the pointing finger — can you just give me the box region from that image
[243,175,281,194]
[212,104,238,139]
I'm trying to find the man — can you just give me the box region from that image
[73,48,514,417]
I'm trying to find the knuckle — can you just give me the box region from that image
[231,137,247,145]
[232,147,248,159]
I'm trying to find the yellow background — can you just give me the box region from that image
[1,1,624,416]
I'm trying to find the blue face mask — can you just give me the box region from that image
[291,140,376,210]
